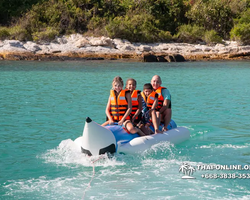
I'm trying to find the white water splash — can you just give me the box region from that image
[197,143,250,149]
[39,139,126,168]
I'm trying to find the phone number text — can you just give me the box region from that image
[201,173,250,179]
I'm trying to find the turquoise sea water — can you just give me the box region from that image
[1,60,250,199]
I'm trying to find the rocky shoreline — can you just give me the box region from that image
[1,34,250,62]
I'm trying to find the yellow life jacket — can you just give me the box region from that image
[110,89,130,121]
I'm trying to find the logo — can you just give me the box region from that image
[179,163,196,179]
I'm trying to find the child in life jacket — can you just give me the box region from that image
[102,76,146,136]
[141,83,163,134]
[125,78,153,135]
[125,78,142,124]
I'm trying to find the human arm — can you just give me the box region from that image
[151,93,158,110]
[118,92,132,125]
[132,94,142,123]
[159,99,169,114]
[159,89,171,114]
[105,96,115,125]
[151,98,158,110]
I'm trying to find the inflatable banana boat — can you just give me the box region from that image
[67,117,190,156]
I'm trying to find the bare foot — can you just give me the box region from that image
[155,129,163,134]
[162,127,168,132]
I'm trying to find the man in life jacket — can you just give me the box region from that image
[151,75,172,131]
[141,83,163,134]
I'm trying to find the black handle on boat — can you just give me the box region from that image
[86,117,92,123]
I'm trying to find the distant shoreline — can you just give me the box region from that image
[1,34,250,62]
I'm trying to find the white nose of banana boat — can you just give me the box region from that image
[75,117,116,156]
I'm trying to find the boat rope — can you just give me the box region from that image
[82,155,105,200]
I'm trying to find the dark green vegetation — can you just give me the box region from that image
[0,0,250,44]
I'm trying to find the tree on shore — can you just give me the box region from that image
[0,0,250,44]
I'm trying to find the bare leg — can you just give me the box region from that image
[156,111,161,129]
[145,123,155,135]
[162,108,172,131]
[139,124,152,135]
[102,121,109,126]
[124,120,146,136]
[151,110,163,134]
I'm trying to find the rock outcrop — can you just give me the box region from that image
[1,34,250,61]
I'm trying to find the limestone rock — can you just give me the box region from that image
[0,35,250,61]
[120,45,135,51]
[88,36,114,47]
[139,45,152,52]
[75,38,90,48]
[55,36,68,44]
[23,42,41,52]
[4,40,24,48]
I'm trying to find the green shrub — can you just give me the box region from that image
[235,8,250,24]
[203,30,223,45]
[32,27,59,42]
[228,0,250,15]
[3,0,248,43]
[158,30,172,42]
[229,8,250,45]
[0,27,10,40]
[186,0,234,39]
[105,13,171,42]
[105,16,125,38]
[9,25,32,41]
[176,24,205,43]
[14,0,87,39]
[86,16,107,36]
[230,23,250,45]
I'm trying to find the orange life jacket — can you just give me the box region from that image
[110,89,130,122]
[155,86,166,110]
[141,91,157,110]
[130,90,141,119]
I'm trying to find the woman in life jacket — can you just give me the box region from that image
[102,76,146,136]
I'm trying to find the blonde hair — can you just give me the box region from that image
[112,76,124,88]
[126,78,137,88]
